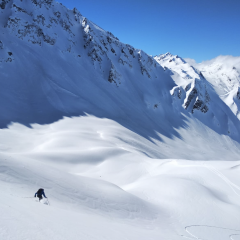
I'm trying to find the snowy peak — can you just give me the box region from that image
[155,52,211,114]
[155,53,204,83]
[155,52,186,65]
[155,52,240,138]
[184,55,240,120]
[184,56,240,95]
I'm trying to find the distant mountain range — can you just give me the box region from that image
[155,53,240,120]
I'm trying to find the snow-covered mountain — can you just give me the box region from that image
[155,52,240,140]
[154,52,211,115]
[1,1,240,240]
[186,56,240,120]
[185,55,240,96]
[155,53,240,121]
[0,0,180,143]
[1,0,240,148]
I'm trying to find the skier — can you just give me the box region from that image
[34,188,47,202]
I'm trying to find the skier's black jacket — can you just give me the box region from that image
[35,188,47,198]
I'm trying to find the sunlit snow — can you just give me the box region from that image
[0,0,240,239]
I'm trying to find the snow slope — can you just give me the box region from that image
[1,1,240,239]
[1,115,240,240]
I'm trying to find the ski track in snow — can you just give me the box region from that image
[185,170,240,239]
[230,235,240,240]
[182,225,240,240]
[168,161,240,240]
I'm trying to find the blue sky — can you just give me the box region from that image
[60,0,240,62]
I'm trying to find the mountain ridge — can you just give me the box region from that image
[1,0,240,155]
[155,53,240,121]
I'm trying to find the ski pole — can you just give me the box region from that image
[47,198,50,206]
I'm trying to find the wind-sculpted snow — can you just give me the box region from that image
[0,116,240,239]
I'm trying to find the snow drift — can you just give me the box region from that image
[1,116,240,239]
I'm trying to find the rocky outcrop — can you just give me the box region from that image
[108,63,121,87]
[156,53,211,114]
[0,0,10,9]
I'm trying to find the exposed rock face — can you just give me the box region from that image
[108,63,121,86]
[0,0,10,9]
[237,90,240,100]
[155,53,211,115]
[5,0,73,46]
[184,55,240,120]
[0,39,14,63]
